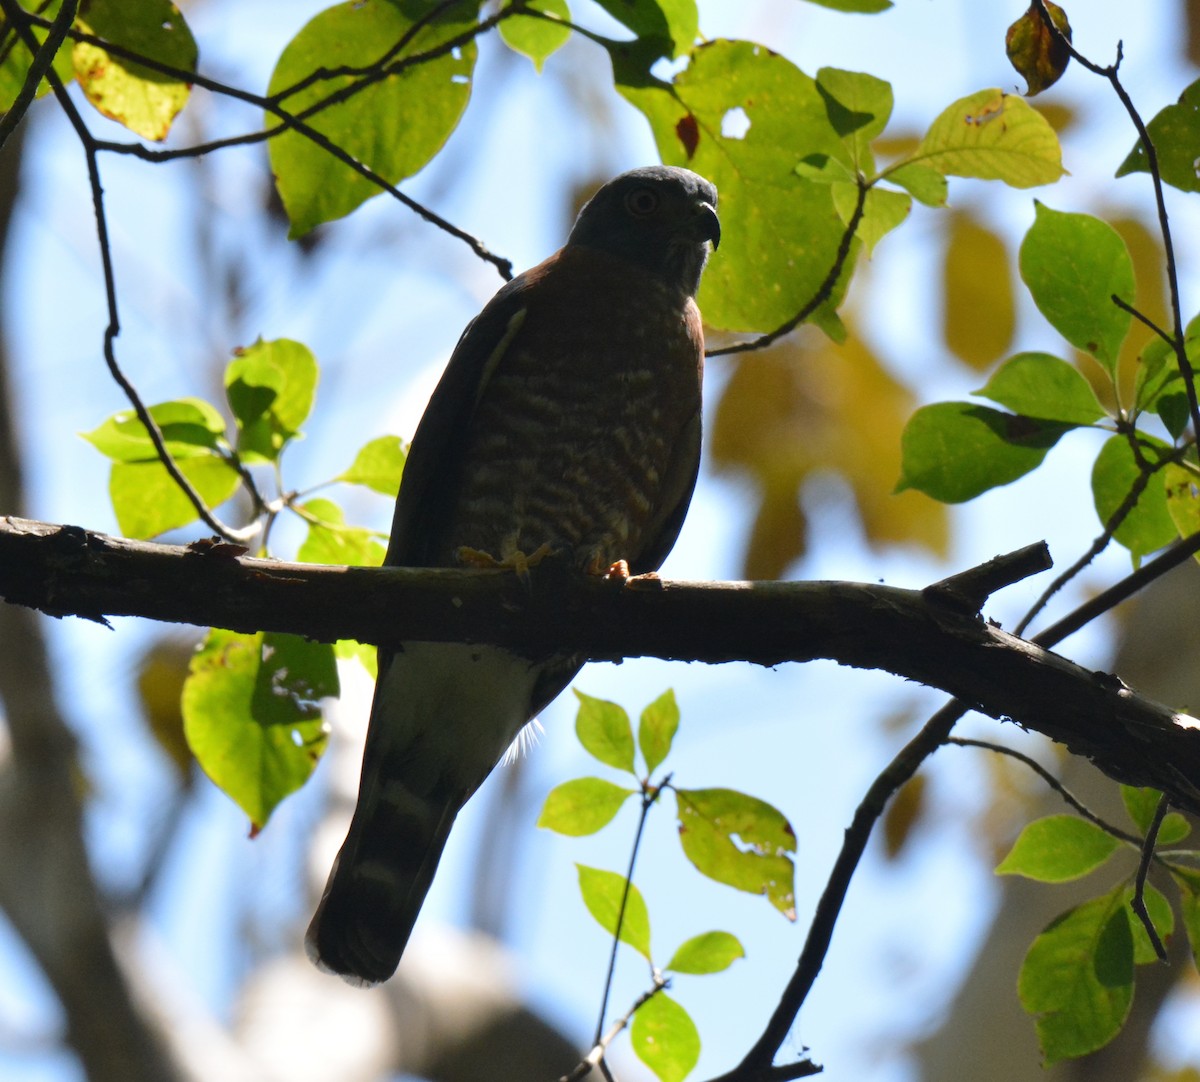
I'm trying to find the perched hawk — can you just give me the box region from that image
[307,166,720,984]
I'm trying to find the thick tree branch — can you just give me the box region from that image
[2,517,1199,812]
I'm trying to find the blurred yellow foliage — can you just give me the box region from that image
[709,330,949,579]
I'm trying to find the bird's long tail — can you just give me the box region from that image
[305,642,543,985]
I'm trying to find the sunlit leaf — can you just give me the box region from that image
[82,398,228,462]
[498,0,571,72]
[639,688,680,774]
[574,690,636,773]
[1018,887,1134,1064]
[73,0,196,140]
[976,352,1107,425]
[885,161,947,206]
[538,777,635,836]
[338,435,407,497]
[1019,203,1135,377]
[996,815,1121,882]
[801,0,892,10]
[182,629,336,830]
[296,498,386,567]
[915,88,1064,188]
[622,39,854,333]
[1165,463,1200,558]
[674,787,796,918]
[267,0,476,235]
[109,454,241,539]
[631,993,701,1082]
[225,338,318,464]
[667,930,745,974]
[576,864,651,959]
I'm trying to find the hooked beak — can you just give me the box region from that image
[693,200,721,249]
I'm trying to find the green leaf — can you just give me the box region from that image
[639,689,680,774]
[225,338,318,463]
[267,0,476,236]
[1018,887,1134,1064]
[82,398,228,462]
[1127,881,1174,966]
[574,690,636,773]
[1019,203,1135,377]
[576,864,651,959]
[73,0,196,141]
[334,638,377,678]
[631,993,701,1082]
[109,454,241,539]
[915,88,1064,188]
[337,435,406,497]
[666,930,745,974]
[801,0,892,10]
[884,161,948,206]
[896,402,1070,503]
[537,777,635,836]
[674,787,797,919]
[595,0,697,60]
[621,38,855,334]
[1117,77,1200,194]
[816,66,892,168]
[498,0,570,72]
[182,630,336,830]
[0,0,77,110]
[1134,335,1191,437]
[996,815,1121,883]
[833,183,909,255]
[1165,463,1200,554]
[1121,785,1192,844]
[976,352,1107,425]
[296,498,386,567]
[1091,434,1177,560]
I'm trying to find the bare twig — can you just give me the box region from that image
[563,975,668,1082]
[1131,793,1170,962]
[946,737,1141,845]
[0,0,256,542]
[0,0,77,151]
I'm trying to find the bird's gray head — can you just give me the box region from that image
[567,166,720,297]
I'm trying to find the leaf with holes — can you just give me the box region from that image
[675,788,796,918]
[183,629,337,830]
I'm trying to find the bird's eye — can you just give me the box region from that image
[624,187,660,217]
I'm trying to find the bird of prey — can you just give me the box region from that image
[307,165,720,984]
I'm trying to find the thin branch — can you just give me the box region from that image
[946,737,1141,845]
[564,975,668,1082]
[1014,443,1186,636]
[1112,293,1175,348]
[25,10,516,277]
[0,0,256,543]
[0,0,76,151]
[1033,0,1200,440]
[1131,793,1170,962]
[593,777,666,1047]
[706,178,868,358]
